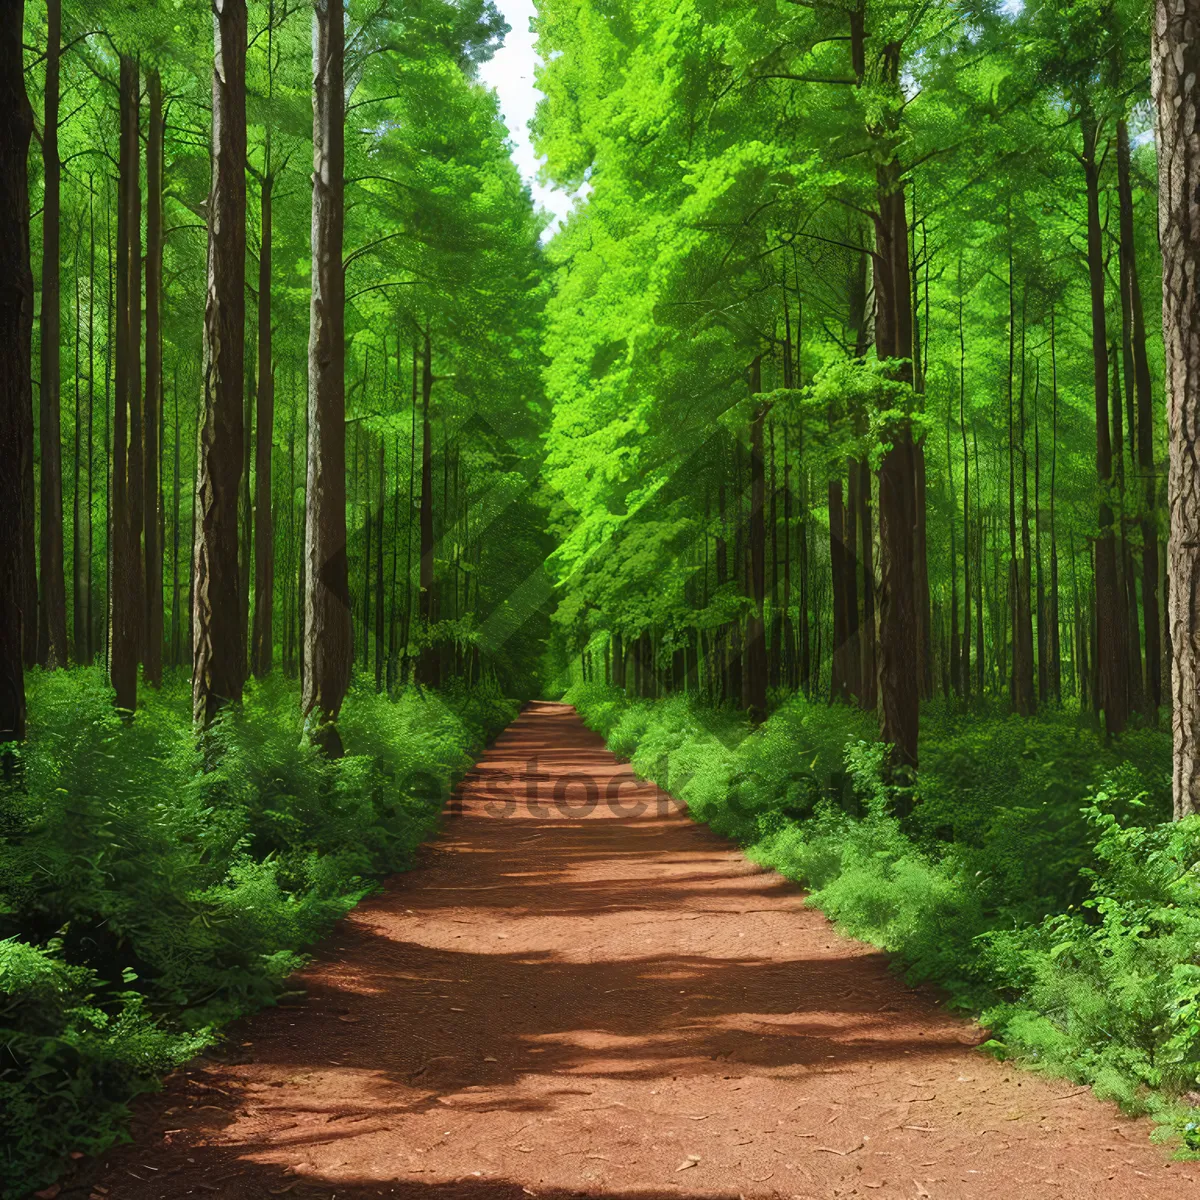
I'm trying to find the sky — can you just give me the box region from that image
[478,0,586,237]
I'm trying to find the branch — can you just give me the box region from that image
[343,230,407,271]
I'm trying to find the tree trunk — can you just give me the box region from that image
[194,0,247,728]
[1156,0,1200,811]
[0,0,33,740]
[86,185,96,661]
[1083,124,1130,736]
[401,342,417,680]
[958,266,971,699]
[829,477,851,702]
[250,169,275,677]
[874,145,920,774]
[947,356,960,697]
[37,0,67,669]
[110,56,141,714]
[768,419,780,689]
[142,69,164,685]
[172,377,181,667]
[417,330,438,687]
[240,353,253,677]
[72,238,85,662]
[745,358,768,720]
[1116,119,1163,713]
[375,438,385,691]
[855,457,876,709]
[284,392,296,676]
[303,0,351,749]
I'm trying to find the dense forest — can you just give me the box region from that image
[4,0,1200,1192]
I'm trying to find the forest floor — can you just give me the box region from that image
[66,702,1198,1200]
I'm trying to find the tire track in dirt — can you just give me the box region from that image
[74,701,1196,1200]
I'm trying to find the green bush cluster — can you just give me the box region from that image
[0,669,514,1197]
[567,682,1200,1150]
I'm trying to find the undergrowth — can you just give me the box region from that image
[566,682,1200,1152]
[0,668,515,1199]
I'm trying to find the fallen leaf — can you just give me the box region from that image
[915,1183,930,1198]
[687,1113,718,1121]
[338,1015,360,1024]
[675,1155,701,1172]
[269,1184,299,1195]
[484,1056,498,1062]
[33,1188,60,1199]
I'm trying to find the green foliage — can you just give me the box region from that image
[568,683,1200,1151]
[0,668,514,1197]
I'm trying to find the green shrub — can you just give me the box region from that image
[0,668,514,1197]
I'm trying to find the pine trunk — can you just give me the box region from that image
[38,0,67,669]
[1084,128,1130,736]
[1155,0,1200,812]
[143,69,164,685]
[745,358,768,720]
[252,170,274,677]
[0,1,33,740]
[110,56,141,714]
[303,0,351,748]
[1116,119,1162,713]
[194,0,247,728]
[874,148,920,774]
[417,331,438,687]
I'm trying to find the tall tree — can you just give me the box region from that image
[1116,119,1161,714]
[416,329,438,687]
[193,0,248,729]
[303,0,351,750]
[110,54,141,714]
[1154,0,1200,818]
[249,0,285,680]
[745,357,768,720]
[0,0,33,741]
[143,68,165,686]
[37,0,67,668]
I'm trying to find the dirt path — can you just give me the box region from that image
[75,702,1195,1200]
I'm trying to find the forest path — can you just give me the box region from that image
[82,702,1194,1200]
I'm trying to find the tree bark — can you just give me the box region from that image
[417,330,438,687]
[1117,118,1163,713]
[37,0,67,669]
[829,476,851,702]
[110,56,141,714]
[194,0,247,729]
[172,376,181,667]
[0,0,33,740]
[375,438,385,691]
[958,266,971,699]
[73,237,85,662]
[251,169,275,677]
[143,69,164,686]
[303,0,351,748]
[1154,0,1200,813]
[745,358,768,721]
[874,146,920,773]
[1048,307,1062,700]
[86,184,96,660]
[1083,123,1131,736]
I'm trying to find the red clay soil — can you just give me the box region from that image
[61,702,1198,1200]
